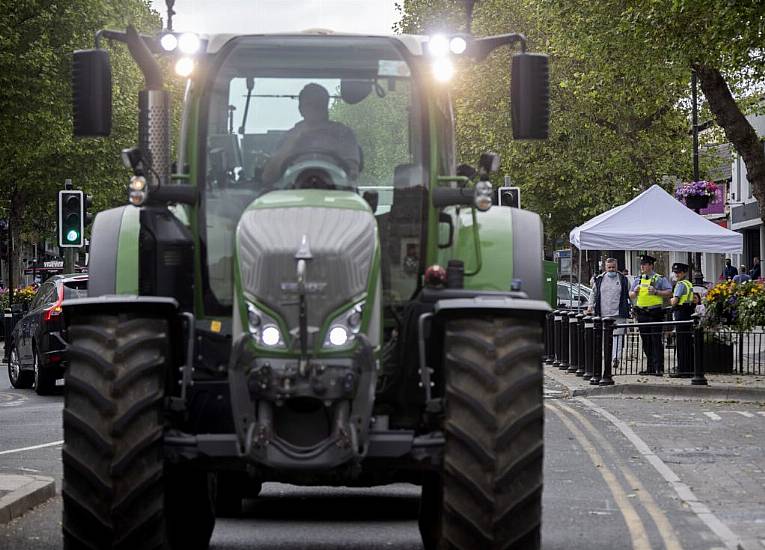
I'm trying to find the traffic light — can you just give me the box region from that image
[58,190,84,247]
[497,186,521,209]
[84,194,94,227]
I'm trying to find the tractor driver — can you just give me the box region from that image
[262,83,361,185]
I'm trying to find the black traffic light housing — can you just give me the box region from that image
[58,190,84,247]
[497,186,521,208]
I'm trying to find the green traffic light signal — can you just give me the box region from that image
[59,189,84,247]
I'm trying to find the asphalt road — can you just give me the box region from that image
[1,376,764,549]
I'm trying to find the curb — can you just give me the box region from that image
[544,367,765,403]
[0,475,56,525]
[570,383,765,402]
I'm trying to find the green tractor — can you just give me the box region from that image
[63,15,551,550]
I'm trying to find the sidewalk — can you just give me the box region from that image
[545,363,765,402]
[0,475,56,525]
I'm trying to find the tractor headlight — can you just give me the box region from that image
[323,301,365,349]
[175,57,195,77]
[247,303,285,348]
[178,32,201,54]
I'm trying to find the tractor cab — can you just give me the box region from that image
[199,34,429,313]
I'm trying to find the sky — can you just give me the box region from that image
[149,0,402,35]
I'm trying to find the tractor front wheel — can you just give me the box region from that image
[61,313,215,549]
[421,316,544,550]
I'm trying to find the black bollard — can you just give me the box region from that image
[544,312,555,363]
[691,313,708,386]
[552,311,562,368]
[590,317,602,385]
[559,311,570,370]
[600,317,615,385]
[575,313,586,376]
[567,312,579,373]
[583,315,594,380]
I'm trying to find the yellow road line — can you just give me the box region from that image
[556,401,683,550]
[546,402,652,550]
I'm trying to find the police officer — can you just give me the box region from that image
[629,255,672,375]
[670,262,694,377]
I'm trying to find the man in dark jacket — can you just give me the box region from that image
[722,258,738,280]
[750,257,761,280]
[587,258,631,370]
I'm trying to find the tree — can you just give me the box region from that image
[396,0,696,245]
[618,0,765,222]
[0,0,161,285]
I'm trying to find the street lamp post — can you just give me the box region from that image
[691,70,705,286]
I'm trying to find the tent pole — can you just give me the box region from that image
[577,247,582,312]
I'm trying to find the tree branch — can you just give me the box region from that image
[694,63,765,222]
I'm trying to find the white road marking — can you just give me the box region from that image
[704,412,722,421]
[733,411,755,418]
[0,440,64,456]
[577,397,747,550]
[758,412,765,418]
[652,414,662,419]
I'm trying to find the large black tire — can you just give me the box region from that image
[423,316,544,550]
[62,313,215,550]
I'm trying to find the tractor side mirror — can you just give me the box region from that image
[511,53,549,140]
[72,49,112,137]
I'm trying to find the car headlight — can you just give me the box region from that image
[247,303,285,348]
[323,301,365,349]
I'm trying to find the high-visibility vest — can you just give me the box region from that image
[676,279,693,305]
[636,274,664,308]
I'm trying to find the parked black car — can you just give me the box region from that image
[7,274,88,394]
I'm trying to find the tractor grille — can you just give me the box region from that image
[237,206,376,336]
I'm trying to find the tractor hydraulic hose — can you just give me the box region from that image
[126,25,163,90]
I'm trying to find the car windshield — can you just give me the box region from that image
[201,36,425,311]
[63,280,88,300]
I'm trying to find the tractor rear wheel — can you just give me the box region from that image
[423,316,544,550]
[61,313,216,550]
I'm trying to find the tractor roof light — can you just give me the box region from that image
[427,34,450,57]
[160,32,178,52]
[178,32,201,54]
[449,36,468,55]
[175,57,195,77]
[328,326,349,347]
[432,57,455,83]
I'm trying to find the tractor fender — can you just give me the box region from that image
[87,206,141,296]
[454,206,544,300]
[433,295,550,324]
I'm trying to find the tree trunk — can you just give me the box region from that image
[694,64,765,223]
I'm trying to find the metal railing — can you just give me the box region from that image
[542,310,765,385]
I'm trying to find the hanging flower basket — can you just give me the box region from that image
[675,180,718,210]
[685,194,710,210]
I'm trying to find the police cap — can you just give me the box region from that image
[639,255,656,265]
[672,262,689,273]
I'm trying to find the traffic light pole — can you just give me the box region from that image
[64,247,75,274]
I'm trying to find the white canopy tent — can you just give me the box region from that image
[570,184,743,253]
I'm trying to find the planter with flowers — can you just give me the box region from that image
[675,180,718,211]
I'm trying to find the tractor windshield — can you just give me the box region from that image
[201,36,427,312]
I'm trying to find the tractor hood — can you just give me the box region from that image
[236,190,376,341]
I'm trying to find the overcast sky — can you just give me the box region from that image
[149,0,401,35]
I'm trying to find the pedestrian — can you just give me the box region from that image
[692,292,706,316]
[670,263,694,378]
[629,255,672,376]
[587,258,630,370]
[722,258,738,280]
[750,257,761,280]
[733,266,751,283]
